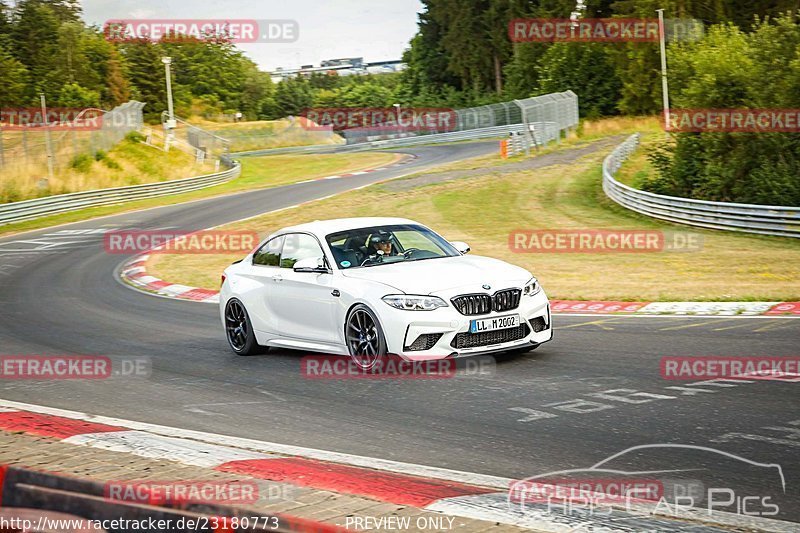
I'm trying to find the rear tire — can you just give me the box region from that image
[224,299,266,356]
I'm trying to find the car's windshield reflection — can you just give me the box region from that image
[325,224,459,269]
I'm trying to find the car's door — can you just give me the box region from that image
[246,235,284,335]
[273,232,339,344]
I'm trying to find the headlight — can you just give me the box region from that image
[382,294,448,311]
[523,278,541,297]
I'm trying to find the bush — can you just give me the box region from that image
[102,157,122,170]
[642,16,800,206]
[0,182,22,203]
[69,153,93,173]
[125,131,145,143]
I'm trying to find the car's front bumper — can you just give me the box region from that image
[377,291,552,360]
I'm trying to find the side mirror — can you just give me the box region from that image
[293,257,328,273]
[451,241,470,255]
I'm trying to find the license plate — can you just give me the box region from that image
[470,314,520,333]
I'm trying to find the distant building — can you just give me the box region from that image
[321,57,364,68]
[269,58,405,83]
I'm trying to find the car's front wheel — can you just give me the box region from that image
[345,304,387,369]
[224,298,265,356]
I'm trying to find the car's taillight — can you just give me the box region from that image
[221,274,227,287]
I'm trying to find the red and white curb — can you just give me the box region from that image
[550,300,800,316]
[0,400,796,532]
[121,254,221,303]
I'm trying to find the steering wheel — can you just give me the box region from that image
[361,251,385,266]
[402,248,420,258]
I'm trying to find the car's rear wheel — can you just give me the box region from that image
[224,299,265,356]
[345,304,387,369]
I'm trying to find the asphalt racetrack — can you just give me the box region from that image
[0,141,798,523]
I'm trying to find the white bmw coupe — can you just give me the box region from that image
[220,217,552,367]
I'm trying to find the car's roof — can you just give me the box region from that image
[274,217,423,238]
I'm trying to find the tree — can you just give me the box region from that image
[120,39,166,121]
[9,0,61,99]
[536,43,622,117]
[0,38,28,106]
[240,69,274,119]
[0,2,10,37]
[645,15,800,206]
[105,49,130,106]
[337,82,393,107]
[274,77,314,116]
[58,82,100,107]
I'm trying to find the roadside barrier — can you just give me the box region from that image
[603,134,800,238]
[0,162,241,226]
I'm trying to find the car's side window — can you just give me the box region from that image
[280,233,324,269]
[253,236,283,267]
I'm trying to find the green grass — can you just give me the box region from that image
[150,129,800,302]
[613,130,663,187]
[195,118,344,152]
[0,136,198,204]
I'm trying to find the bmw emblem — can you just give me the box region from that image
[482,284,491,290]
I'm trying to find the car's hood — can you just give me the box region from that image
[340,255,532,295]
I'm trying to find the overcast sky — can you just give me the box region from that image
[80,0,424,71]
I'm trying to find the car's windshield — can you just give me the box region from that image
[325,224,460,269]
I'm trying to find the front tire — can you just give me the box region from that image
[224,298,265,356]
[345,304,387,369]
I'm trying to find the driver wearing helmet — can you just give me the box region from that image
[368,231,396,257]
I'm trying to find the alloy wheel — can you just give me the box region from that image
[225,300,248,352]
[346,308,381,369]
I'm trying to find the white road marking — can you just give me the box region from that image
[64,430,275,467]
[508,407,557,422]
[255,389,287,402]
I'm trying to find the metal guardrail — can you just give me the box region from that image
[234,122,561,157]
[603,134,800,238]
[0,161,241,226]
